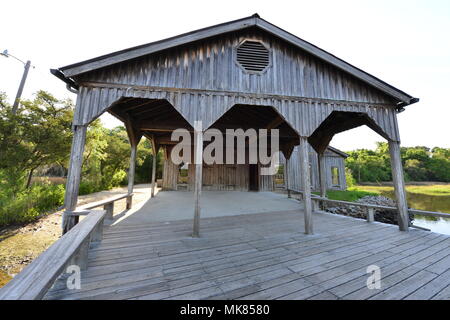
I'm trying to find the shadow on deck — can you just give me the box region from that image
[45,192,450,300]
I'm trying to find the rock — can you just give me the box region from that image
[324,195,413,225]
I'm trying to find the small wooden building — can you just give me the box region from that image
[52,14,418,235]
[284,145,348,192]
[163,145,348,192]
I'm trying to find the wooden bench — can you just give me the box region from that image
[0,209,107,300]
[75,193,133,221]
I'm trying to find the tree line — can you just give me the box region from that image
[0,91,160,227]
[345,142,450,183]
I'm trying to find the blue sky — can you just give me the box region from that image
[1,0,449,151]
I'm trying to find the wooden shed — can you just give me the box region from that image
[52,14,418,236]
[282,145,348,193]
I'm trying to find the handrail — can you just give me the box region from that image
[79,193,133,210]
[408,208,450,219]
[0,209,107,300]
[287,188,450,220]
[77,192,134,220]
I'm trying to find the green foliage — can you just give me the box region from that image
[134,139,163,184]
[428,148,450,182]
[0,91,165,228]
[345,142,450,183]
[0,182,64,227]
[80,124,157,190]
[0,91,73,184]
[345,168,356,188]
[277,164,284,175]
[325,188,380,202]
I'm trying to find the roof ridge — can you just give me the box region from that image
[55,14,418,106]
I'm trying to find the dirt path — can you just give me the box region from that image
[0,184,152,288]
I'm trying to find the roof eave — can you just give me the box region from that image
[54,14,418,105]
[327,146,349,158]
[254,18,415,105]
[59,14,258,78]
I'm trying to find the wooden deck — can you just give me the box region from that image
[44,209,450,300]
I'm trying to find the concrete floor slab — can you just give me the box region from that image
[114,191,301,226]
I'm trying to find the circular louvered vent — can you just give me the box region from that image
[236,40,270,73]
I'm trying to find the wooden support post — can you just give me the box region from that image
[367,207,375,223]
[69,238,90,271]
[318,152,327,210]
[125,116,142,209]
[62,125,87,234]
[389,140,410,231]
[151,150,157,198]
[103,202,114,221]
[286,157,291,198]
[127,142,137,209]
[318,153,327,198]
[126,195,133,210]
[312,199,319,212]
[91,218,104,243]
[150,135,158,198]
[193,122,203,238]
[299,137,313,234]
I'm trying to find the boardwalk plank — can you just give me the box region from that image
[44,209,450,300]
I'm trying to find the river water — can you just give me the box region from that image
[376,189,450,236]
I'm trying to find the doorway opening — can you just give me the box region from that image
[249,164,259,191]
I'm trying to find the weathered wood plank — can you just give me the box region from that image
[42,207,449,300]
[0,210,106,300]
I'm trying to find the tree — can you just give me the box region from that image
[0,91,73,188]
[428,147,450,182]
[345,148,390,183]
[345,143,450,183]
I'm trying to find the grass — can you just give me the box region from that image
[357,184,450,197]
[0,184,65,228]
[313,188,380,202]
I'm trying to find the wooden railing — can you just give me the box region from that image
[76,193,133,221]
[287,187,450,230]
[0,209,107,300]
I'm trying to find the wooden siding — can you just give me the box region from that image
[188,164,250,191]
[324,155,348,190]
[162,159,178,190]
[73,86,401,142]
[77,30,394,104]
[162,160,276,192]
[283,146,347,191]
[71,29,401,142]
[259,164,275,191]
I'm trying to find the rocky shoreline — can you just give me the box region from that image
[324,195,414,225]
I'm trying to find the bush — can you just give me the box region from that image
[0,184,65,227]
[101,169,126,190]
[79,170,126,196]
[78,181,100,196]
[345,168,356,188]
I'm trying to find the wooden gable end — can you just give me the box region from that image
[75,28,396,105]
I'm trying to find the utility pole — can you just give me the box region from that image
[12,60,31,114]
[1,50,31,114]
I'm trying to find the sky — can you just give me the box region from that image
[1,0,449,151]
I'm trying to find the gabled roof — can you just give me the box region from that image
[327,146,349,158]
[54,14,418,106]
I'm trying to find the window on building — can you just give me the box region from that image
[331,166,340,186]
